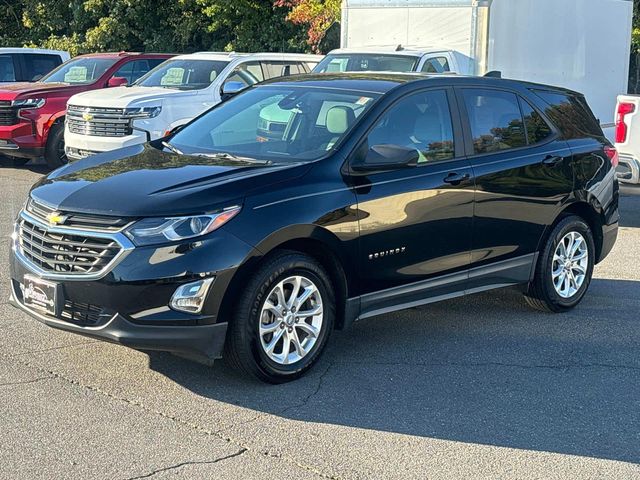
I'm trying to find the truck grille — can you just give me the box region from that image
[0,101,17,126]
[67,105,132,137]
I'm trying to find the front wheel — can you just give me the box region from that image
[225,251,335,383]
[44,122,67,169]
[524,215,595,312]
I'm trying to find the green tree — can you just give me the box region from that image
[275,0,340,52]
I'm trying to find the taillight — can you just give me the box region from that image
[604,145,619,168]
[615,102,635,144]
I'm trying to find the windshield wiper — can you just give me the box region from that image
[191,152,271,165]
[162,141,183,155]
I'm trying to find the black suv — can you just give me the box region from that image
[9,73,619,383]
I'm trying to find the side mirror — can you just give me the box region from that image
[221,81,247,99]
[351,144,420,172]
[108,76,128,87]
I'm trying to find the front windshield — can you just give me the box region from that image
[313,54,419,73]
[136,59,230,90]
[169,86,380,162]
[41,57,117,84]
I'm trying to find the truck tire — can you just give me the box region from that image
[44,122,67,169]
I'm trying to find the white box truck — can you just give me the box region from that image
[340,0,634,139]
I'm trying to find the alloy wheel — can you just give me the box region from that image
[551,231,589,298]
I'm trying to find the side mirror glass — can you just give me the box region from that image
[221,81,247,98]
[352,144,420,172]
[108,76,128,87]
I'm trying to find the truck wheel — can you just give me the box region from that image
[524,215,595,312]
[44,122,67,169]
[7,156,29,167]
[225,251,335,383]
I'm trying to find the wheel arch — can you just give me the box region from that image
[218,225,357,331]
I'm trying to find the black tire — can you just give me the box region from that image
[224,250,335,383]
[7,156,29,167]
[524,215,595,312]
[44,122,67,169]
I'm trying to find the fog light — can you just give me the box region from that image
[170,278,214,314]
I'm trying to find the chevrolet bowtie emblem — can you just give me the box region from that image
[46,212,67,226]
[82,112,93,121]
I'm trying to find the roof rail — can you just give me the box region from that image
[191,51,235,56]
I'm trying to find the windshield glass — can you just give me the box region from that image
[136,59,230,90]
[41,57,117,84]
[169,86,380,162]
[313,54,419,73]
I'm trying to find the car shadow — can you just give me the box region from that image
[620,184,640,228]
[147,278,640,465]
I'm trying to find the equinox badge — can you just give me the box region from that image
[369,247,406,260]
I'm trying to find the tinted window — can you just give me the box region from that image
[113,61,134,83]
[23,54,62,81]
[462,89,526,154]
[136,59,229,90]
[366,90,454,163]
[147,58,167,70]
[41,57,118,84]
[261,61,305,79]
[170,86,379,162]
[0,55,16,82]
[519,98,553,144]
[421,57,450,73]
[532,90,603,140]
[313,54,419,73]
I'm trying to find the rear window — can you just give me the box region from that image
[23,54,62,81]
[313,54,419,73]
[532,90,603,140]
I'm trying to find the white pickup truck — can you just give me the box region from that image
[614,95,640,184]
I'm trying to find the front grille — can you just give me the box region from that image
[0,101,17,126]
[17,216,123,276]
[67,105,132,137]
[26,199,131,232]
[61,300,107,326]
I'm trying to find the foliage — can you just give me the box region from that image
[275,0,340,52]
[0,0,311,54]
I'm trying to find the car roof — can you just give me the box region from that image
[259,72,580,96]
[171,52,324,62]
[326,47,453,57]
[0,47,68,56]
[74,52,173,58]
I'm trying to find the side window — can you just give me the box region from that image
[226,61,263,87]
[421,57,450,73]
[130,60,151,83]
[366,90,455,164]
[261,61,304,79]
[462,89,526,155]
[22,54,62,80]
[147,59,166,70]
[113,62,134,83]
[532,90,603,140]
[0,55,17,82]
[519,98,553,144]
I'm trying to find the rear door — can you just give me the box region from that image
[351,88,475,315]
[456,87,573,287]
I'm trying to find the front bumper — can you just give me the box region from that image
[9,281,227,364]
[9,221,257,363]
[64,130,148,161]
[0,123,45,159]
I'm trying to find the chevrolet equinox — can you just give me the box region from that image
[9,73,619,383]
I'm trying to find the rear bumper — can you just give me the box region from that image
[9,281,228,364]
[616,154,640,184]
[598,221,619,263]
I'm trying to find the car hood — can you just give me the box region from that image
[0,82,81,100]
[30,143,309,218]
[69,86,189,108]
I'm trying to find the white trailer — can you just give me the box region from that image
[340,0,634,138]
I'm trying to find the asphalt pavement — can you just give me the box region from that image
[1,160,639,479]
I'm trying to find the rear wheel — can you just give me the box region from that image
[524,215,595,312]
[224,251,335,383]
[44,122,67,169]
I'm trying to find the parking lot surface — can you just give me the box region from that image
[1,161,639,479]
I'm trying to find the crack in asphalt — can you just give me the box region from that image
[7,356,340,480]
[0,376,50,387]
[335,360,640,372]
[125,448,248,479]
[279,361,334,416]
[7,340,100,358]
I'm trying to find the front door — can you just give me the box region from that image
[350,88,475,316]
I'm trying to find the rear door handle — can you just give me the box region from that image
[542,155,563,166]
[443,172,470,185]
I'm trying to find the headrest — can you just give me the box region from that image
[326,106,355,135]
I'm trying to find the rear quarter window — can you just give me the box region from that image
[531,90,603,140]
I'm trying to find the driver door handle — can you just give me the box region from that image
[443,172,470,185]
[542,155,563,166]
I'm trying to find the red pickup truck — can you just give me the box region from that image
[0,52,173,168]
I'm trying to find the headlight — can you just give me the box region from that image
[124,206,241,246]
[12,98,45,109]
[123,106,162,118]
